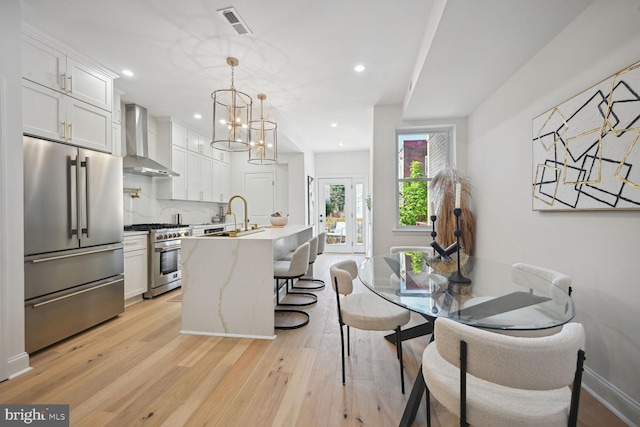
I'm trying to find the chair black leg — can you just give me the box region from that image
[339,322,346,385]
[397,326,405,394]
[346,325,351,356]
[279,277,318,307]
[568,349,586,427]
[426,384,431,427]
[273,278,310,330]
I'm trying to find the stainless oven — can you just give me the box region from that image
[145,226,191,298]
[124,224,191,298]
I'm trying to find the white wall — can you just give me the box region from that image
[0,0,30,379]
[371,104,467,254]
[230,151,309,226]
[467,0,640,423]
[315,150,370,177]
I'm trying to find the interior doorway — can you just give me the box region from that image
[243,171,275,226]
[317,177,367,254]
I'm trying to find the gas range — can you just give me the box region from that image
[124,223,192,298]
[124,223,192,242]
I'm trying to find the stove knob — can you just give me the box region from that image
[157,234,164,240]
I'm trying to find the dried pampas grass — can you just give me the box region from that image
[431,168,475,255]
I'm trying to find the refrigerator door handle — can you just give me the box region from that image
[29,244,123,264]
[69,155,79,237]
[81,156,90,238]
[31,277,122,308]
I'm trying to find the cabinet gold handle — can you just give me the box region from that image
[61,73,67,91]
[67,75,73,93]
[62,121,67,139]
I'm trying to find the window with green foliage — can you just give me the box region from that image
[396,128,451,229]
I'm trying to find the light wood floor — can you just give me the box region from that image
[0,253,626,426]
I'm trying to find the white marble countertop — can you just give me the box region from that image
[184,224,310,241]
[124,230,149,237]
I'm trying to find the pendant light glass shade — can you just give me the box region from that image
[211,57,252,152]
[248,94,278,165]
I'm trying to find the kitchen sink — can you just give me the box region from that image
[205,227,265,237]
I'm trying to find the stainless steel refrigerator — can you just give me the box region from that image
[23,135,124,353]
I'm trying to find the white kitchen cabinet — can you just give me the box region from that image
[21,30,116,153]
[187,151,213,202]
[187,129,212,157]
[123,234,148,301]
[157,118,221,202]
[212,149,230,164]
[22,33,113,111]
[171,121,188,148]
[23,80,112,153]
[170,144,189,200]
[112,122,122,157]
[200,155,214,201]
[213,160,231,203]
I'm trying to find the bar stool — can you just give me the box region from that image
[274,242,315,330]
[292,235,325,291]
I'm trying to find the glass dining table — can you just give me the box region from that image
[358,251,576,426]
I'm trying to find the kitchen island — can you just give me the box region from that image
[180,224,313,339]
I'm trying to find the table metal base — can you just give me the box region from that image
[400,366,426,427]
[384,321,434,345]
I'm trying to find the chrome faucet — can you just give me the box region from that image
[226,194,249,231]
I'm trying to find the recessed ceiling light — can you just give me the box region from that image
[122,69,134,77]
[339,142,344,146]
[354,64,366,72]
[194,113,202,119]
[331,123,338,128]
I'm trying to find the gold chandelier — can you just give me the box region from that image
[248,94,278,165]
[211,57,252,152]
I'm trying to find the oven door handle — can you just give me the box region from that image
[155,245,181,253]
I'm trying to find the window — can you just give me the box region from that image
[396,127,451,229]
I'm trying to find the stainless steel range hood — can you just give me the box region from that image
[123,104,179,177]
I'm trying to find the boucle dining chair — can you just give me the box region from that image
[463,262,573,337]
[422,317,586,427]
[330,259,411,394]
[512,262,572,296]
[273,241,314,330]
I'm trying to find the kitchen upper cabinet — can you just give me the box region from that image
[187,152,213,202]
[213,160,231,203]
[21,29,116,153]
[23,80,112,153]
[171,121,188,148]
[159,144,188,200]
[188,129,212,157]
[157,118,221,202]
[123,234,148,302]
[212,149,230,164]
[22,33,113,112]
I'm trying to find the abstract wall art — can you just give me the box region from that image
[532,60,640,211]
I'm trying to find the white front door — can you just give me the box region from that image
[318,177,366,254]
[244,172,275,226]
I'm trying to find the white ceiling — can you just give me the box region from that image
[20,0,594,154]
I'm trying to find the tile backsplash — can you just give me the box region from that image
[123,172,226,225]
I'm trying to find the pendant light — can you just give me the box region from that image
[211,57,252,152]
[248,94,278,165]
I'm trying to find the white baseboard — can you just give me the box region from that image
[7,352,31,379]
[583,366,640,427]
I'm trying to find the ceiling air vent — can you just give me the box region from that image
[217,7,253,36]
